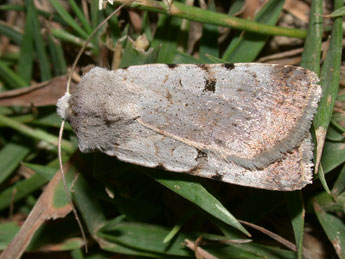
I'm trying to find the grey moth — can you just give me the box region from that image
[57,63,321,191]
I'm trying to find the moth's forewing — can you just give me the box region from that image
[61,64,321,190]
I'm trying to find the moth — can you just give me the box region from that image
[57,63,321,191]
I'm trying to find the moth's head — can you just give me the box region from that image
[57,92,73,121]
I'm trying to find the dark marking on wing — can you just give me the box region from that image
[197,64,209,72]
[211,173,223,181]
[203,78,216,92]
[223,63,235,70]
[197,150,208,159]
[167,64,178,69]
[155,163,166,170]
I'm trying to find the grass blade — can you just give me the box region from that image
[314,201,345,258]
[0,142,30,184]
[113,0,306,38]
[313,0,343,183]
[26,0,52,81]
[148,170,250,236]
[48,0,89,39]
[222,0,284,62]
[18,3,34,84]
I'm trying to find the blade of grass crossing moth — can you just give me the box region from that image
[222,0,284,62]
[48,0,89,39]
[286,1,323,258]
[67,0,93,34]
[26,0,52,81]
[18,3,34,84]
[0,142,30,184]
[0,61,27,88]
[47,34,67,76]
[313,201,345,258]
[199,0,218,63]
[313,0,343,183]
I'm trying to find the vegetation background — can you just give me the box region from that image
[0,0,344,258]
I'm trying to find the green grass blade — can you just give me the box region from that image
[72,173,108,237]
[26,0,52,81]
[18,3,34,84]
[199,1,218,62]
[147,170,250,236]
[0,3,69,26]
[51,28,91,47]
[0,142,30,184]
[151,15,182,63]
[314,0,343,185]
[327,6,345,18]
[0,114,74,153]
[300,0,323,73]
[0,174,47,211]
[314,201,345,258]
[286,1,324,257]
[99,221,296,258]
[47,35,67,76]
[321,138,345,173]
[67,0,93,34]
[228,0,245,15]
[119,39,160,68]
[0,60,27,88]
[332,164,345,195]
[285,192,305,259]
[0,22,22,44]
[173,51,202,64]
[222,0,284,62]
[115,0,306,38]
[48,0,89,39]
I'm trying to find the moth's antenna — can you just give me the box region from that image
[58,1,133,252]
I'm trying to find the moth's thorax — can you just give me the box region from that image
[67,68,141,153]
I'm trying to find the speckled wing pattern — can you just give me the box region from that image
[58,63,321,191]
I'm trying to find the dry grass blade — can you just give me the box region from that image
[0,163,74,259]
[185,238,218,259]
[0,76,71,107]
